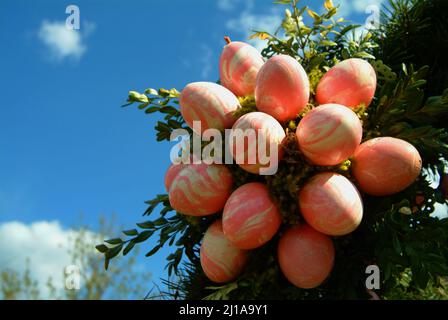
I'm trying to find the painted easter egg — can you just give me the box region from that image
[200,220,247,283]
[164,163,186,192]
[220,39,264,97]
[278,224,335,289]
[222,182,282,249]
[179,82,240,134]
[168,163,233,216]
[229,112,286,175]
[316,58,377,109]
[255,54,310,122]
[352,137,422,196]
[296,104,362,166]
[299,172,363,236]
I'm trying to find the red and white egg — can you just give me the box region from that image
[220,40,264,97]
[316,58,377,109]
[180,82,240,134]
[229,112,286,174]
[296,104,363,166]
[222,182,282,249]
[352,137,422,196]
[278,224,335,289]
[299,172,363,236]
[168,163,233,216]
[200,220,248,283]
[255,55,310,122]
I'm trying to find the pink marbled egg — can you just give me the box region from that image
[278,224,335,289]
[222,182,282,249]
[296,104,362,166]
[229,112,286,175]
[179,82,240,134]
[299,172,363,236]
[168,163,233,216]
[316,58,377,109]
[352,137,422,196]
[255,55,310,122]
[220,41,264,97]
[164,163,187,192]
[200,220,247,283]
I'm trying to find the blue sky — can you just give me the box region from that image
[0,0,409,298]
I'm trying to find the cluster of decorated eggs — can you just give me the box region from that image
[164,39,423,289]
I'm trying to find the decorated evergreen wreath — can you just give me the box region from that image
[96,0,448,299]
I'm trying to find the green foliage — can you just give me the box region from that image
[374,0,448,97]
[1,259,40,300]
[123,88,190,142]
[97,0,448,300]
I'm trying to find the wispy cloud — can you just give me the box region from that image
[217,0,238,11]
[333,0,386,18]
[199,44,214,79]
[0,220,99,298]
[37,20,95,61]
[225,1,282,51]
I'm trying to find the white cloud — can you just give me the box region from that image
[217,0,238,11]
[225,1,282,51]
[0,220,99,299]
[38,20,95,61]
[333,0,386,18]
[199,44,214,79]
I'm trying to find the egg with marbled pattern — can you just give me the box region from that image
[200,220,248,283]
[352,137,422,196]
[180,82,240,134]
[168,163,233,216]
[316,58,377,109]
[296,104,362,166]
[278,224,335,289]
[299,172,363,236]
[223,182,282,249]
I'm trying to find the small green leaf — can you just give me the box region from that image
[134,230,154,243]
[105,244,123,260]
[123,241,136,256]
[353,51,375,59]
[95,244,108,253]
[145,107,160,114]
[104,238,123,245]
[319,40,337,47]
[137,221,154,229]
[145,88,158,96]
[145,244,162,257]
[123,229,138,236]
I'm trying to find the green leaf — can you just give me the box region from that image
[105,244,123,260]
[137,221,154,229]
[123,229,138,236]
[145,106,160,114]
[134,230,154,243]
[123,241,136,256]
[128,91,149,103]
[353,51,375,59]
[319,40,337,47]
[145,244,162,257]
[145,88,158,96]
[95,244,108,253]
[104,238,123,245]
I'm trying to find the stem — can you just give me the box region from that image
[224,36,231,44]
